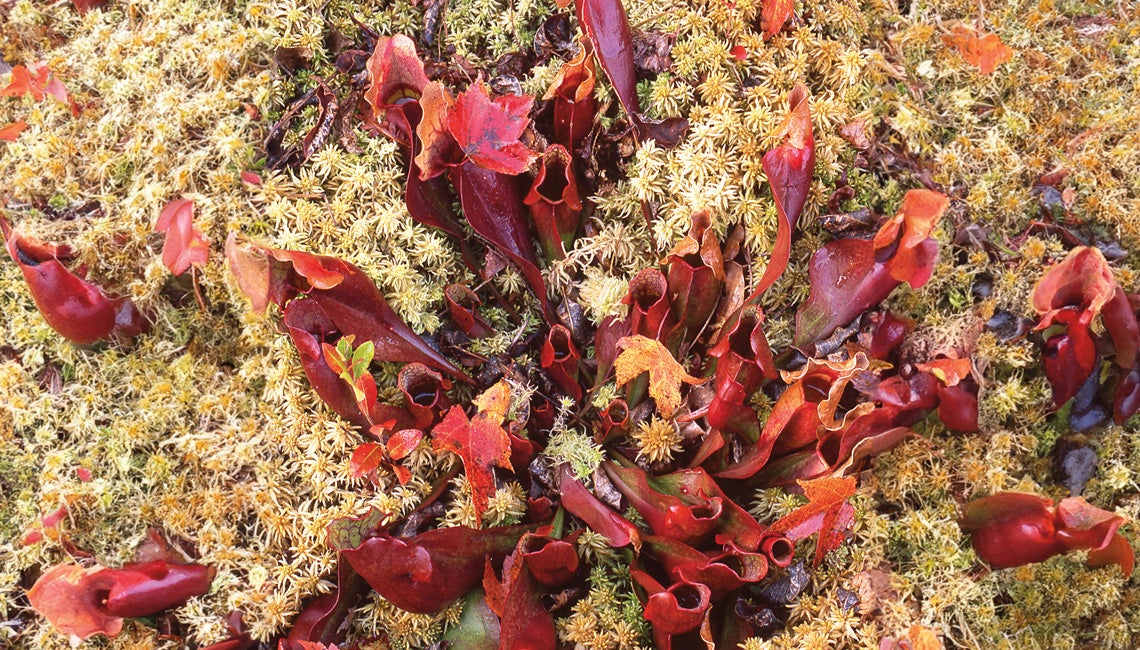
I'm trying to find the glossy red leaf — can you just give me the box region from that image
[575,0,640,120]
[1042,313,1098,408]
[2,217,149,344]
[1103,286,1140,370]
[349,443,385,480]
[558,464,642,550]
[604,463,723,546]
[1114,366,1140,423]
[666,210,725,335]
[646,536,769,600]
[482,542,557,650]
[959,492,1133,576]
[326,507,531,613]
[365,35,429,115]
[444,283,493,337]
[27,560,215,641]
[525,144,583,262]
[226,234,466,380]
[868,312,914,360]
[795,190,947,349]
[448,81,537,176]
[2,63,78,115]
[432,381,514,521]
[632,570,711,649]
[518,530,581,588]
[543,46,598,151]
[286,562,367,647]
[398,363,451,429]
[707,306,777,440]
[541,324,583,399]
[155,198,210,275]
[1032,246,1117,330]
[625,268,678,344]
[751,84,814,301]
[449,161,552,318]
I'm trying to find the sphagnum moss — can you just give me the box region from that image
[2,0,1139,648]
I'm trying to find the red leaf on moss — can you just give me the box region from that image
[327,508,531,613]
[576,0,640,120]
[2,63,79,115]
[960,492,1134,576]
[365,35,430,113]
[0,120,28,141]
[226,234,465,380]
[448,82,537,176]
[558,464,642,550]
[432,381,515,521]
[155,199,210,275]
[760,0,795,39]
[386,429,424,461]
[795,190,948,349]
[942,24,1013,75]
[2,217,149,344]
[482,539,557,650]
[27,561,215,642]
[766,476,856,565]
[349,443,385,479]
[544,47,598,151]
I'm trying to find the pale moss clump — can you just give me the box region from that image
[630,416,683,464]
[556,564,651,650]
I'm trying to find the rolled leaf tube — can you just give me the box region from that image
[525,144,583,262]
[625,267,677,344]
[102,562,217,617]
[959,492,1134,576]
[398,362,451,429]
[666,210,725,336]
[2,217,149,345]
[604,463,723,546]
[750,84,815,302]
[632,570,711,647]
[543,46,598,151]
[518,530,581,588]
[445,283,493,337]
[541,324,583,399]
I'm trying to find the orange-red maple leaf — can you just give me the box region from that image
[27,564,124,641]
[447,81,537,175]
[432,381,514,520]
[613,335,704,416]
[767,476,857,565]
[155,198,210,275]
[942,24,1013,75]
[761,0,795,39]
[0,121,27,141]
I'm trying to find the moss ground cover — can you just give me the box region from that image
[1,0,1137,648]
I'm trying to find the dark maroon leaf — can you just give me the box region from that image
[327,508,532,613]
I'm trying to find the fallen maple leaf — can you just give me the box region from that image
[613,335,704,416]
[155,198,210,275]
[448,81,537,175]
[432,381,514,520]
[0,120,28,141]
[766,476,856,565]
[942,24,1013,74]
[2,63,79,116]
[761,0,795,39]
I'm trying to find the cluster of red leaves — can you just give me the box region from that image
[1,62,80,141]
[1031,246,1140,427]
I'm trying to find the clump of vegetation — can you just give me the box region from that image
[1,0,1137,648]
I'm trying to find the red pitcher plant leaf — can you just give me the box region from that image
[28,560,215,642]
[750,84,814,302]
[449,161,553,319]
[795,189,948,350]
[959,492,1134,577]
[482,538,558,650]
[645,536,769,601]
[544,46,598,151]
[326,507,533,613]
[666,210,725,336]
[2,217,150,344]
[541,324,583,399]
[365,34,430,145]
[631,570,712,650]
[444,283,494,338]
[432,381,515,521]
[525,144,583,262]
[558,464,642,550]
[155,198,210,276]
[226,234,466,380]
[286,562,368,647]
